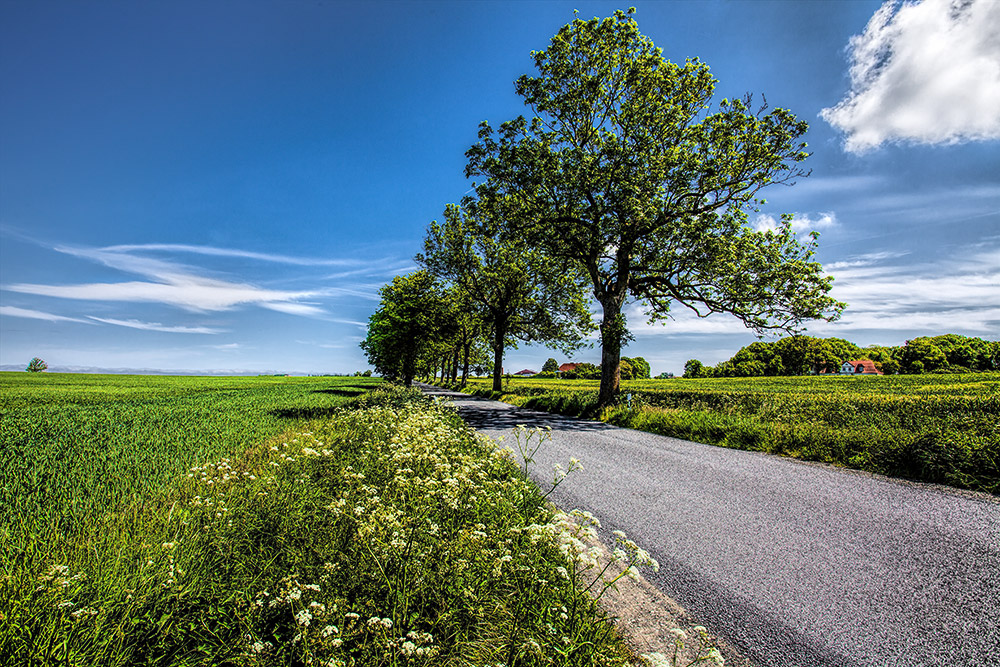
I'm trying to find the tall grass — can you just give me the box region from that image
[1,379,667,666]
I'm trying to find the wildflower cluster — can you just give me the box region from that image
[11,385,647,666]
[643,625,725,667]
[33,564,97,622]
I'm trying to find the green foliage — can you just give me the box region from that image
[703,334,999,377]
[683,359,706,379]
[1,378,642,666]
[621,357,650,380]
[542,358,560,373]
[466,8,844,407]
[461,373,1000,494]
[560,362,600,380]
[25,357,47,372]
[418,203,593,391]
[360,271,452,386]
[901,338,947,374]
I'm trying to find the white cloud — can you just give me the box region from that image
[752,212,839,234]
[824,250,910,271]
[87,317,224,334]
[821,0,1000,153]
[0,306,94,324]
[5,243,333,316]
[812,243,1000,333]
[624,303,751,337]
[8,279,327,314]
[99,243,365,267]
[621,241,1000,338]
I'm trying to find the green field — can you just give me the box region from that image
[0,372,379,548]
[0,374,665,666]
[462,373,1000,494]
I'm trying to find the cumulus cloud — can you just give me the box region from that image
[821,0,1000,153]
[87,317,225,334]
[752,212,839,234]
[0,306,94,324]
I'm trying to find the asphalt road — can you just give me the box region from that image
[419,384,1000,667]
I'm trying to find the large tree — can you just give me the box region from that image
[360,271,452,386]
[466,9,844,408]
[418,203,592,391]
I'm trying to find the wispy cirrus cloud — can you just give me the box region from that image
[3,242,367,316]
[87,317,225,334]
[97,243,367,267]
[625,241,1000,338]
[821,0,1000,153]
[823,250,910,271]
[8,278,328,315]
[0,305,95,324]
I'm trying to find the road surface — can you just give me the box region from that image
[419,384,1000,667]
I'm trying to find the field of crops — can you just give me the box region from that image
[0,372,379,546]
[0,374,678,666]
[463,373,1000,494]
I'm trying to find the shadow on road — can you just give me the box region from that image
[419,385,614,434]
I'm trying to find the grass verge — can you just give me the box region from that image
[2,385,674,666]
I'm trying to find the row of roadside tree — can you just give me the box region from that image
[362,9,844,409]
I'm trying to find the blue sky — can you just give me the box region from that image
[1,0,998,375]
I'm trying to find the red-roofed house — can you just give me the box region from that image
[514,369,537,376]
[558,363,582,373]
[839,359,883,375]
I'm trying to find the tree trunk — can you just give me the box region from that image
[402,352,415,388]
[597,300,624,409]
[492,323,506,392]
[451,347,460,383]
[461,341,471,387]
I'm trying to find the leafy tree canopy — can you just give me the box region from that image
[621,356,650,380]
[360,271,453,386]
[466,8,844,407]
[683,359,706,379]
[418,202,593,391]
[685,334,997,377]
[26,357,47,373]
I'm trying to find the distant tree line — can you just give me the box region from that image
[683,334,1000,378]
[361,9,843,406]
[532,357,651,380]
